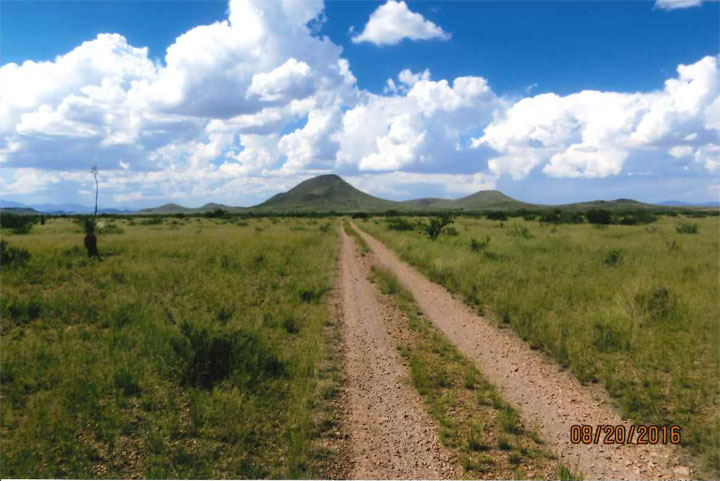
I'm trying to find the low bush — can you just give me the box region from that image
[97,223,124,234]
[0,240,30,269]
[387,217,415,231]
[486,211,508,221]
[540,210,584,224]
[0,212,38,230]
[586,209,613,225]
[603,249,624,267]
[172,322,284,390]
[422,214,454,241]
[470,236,491,252]
[676,221,699,234]
[508,223,533,239]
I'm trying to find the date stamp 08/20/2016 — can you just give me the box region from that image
[570,424,681,445]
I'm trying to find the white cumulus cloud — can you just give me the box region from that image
[476,55,720,179]
[654,0,703,10]
[352,0,450,46]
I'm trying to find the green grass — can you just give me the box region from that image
[359,215,720,476]
[366,262,559,479]
[1,217,341,478]
[342,220,369,255]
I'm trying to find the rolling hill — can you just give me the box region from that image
[252,174,400,213]
[425,190,535,211]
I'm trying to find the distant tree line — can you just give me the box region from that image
[2,205,718,227]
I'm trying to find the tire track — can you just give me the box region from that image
[352,222,692,481]
[337,224,455,479]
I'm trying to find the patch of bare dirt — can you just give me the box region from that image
[353,223,691,481]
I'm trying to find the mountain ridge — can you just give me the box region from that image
[4,175,715,215]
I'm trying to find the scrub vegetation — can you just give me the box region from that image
[1,217,341,478]
[358,214,720,475]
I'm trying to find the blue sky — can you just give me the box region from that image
[1,0,718,208]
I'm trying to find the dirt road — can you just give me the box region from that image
[336,225,455,479]
[351,223,691,481]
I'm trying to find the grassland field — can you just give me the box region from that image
[1,216,340,478]
[358,215,719,476]
[1,212,718,478]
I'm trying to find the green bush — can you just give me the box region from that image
[387,217,415,231]
[470,236,490,252]
[676,221,699,234]
[508,223,533,239]
[422,214,454,241]
[205,209,228,219]
[0,240,30,269]
[97,223,124,234]
[172,322,285,390]
[0,212,38,230]
[603,249,624,267]
[586,209,613,225]
[486,211,508,221]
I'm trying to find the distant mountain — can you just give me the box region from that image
[252,174,400,213]
[138,202,245,215]
[428,190,535,211]
[0,207,41,215]
[29,203,94,214]
[8,175,708,216]
[138,203,196,215]
[197,202,246,213]
[558,198,657,210]
[398,198,447,209]
[659,200,720,207]
[1,200,135,214]
[0,200,26,209]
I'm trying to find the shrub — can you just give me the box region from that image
[11,223,33,235]
[443,226,459,236]
[172,322,284,390]
[486,211,508,221]
[97,223,124,234]
[422,214,454,241]
[676,221,699,234]
[139,217,163,225]
[541,210,584,224]
[114,368,142,397]
[282,317,300,334]
[299,286,331,303]
[0,240,30,269]
[592,318,629,352]
[0,212,38,230]
[603,249,624,267]
[508,223,533,239]
[387,217,415,231]
[205,208,228,219]
[318,223,331,233]
[635,287,677,322]
[351,212,369,219]
[586,209,613,225]
[539,211,560,223]
[470,236,491,252]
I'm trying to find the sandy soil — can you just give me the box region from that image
[352,222,692,481]
[336,225,456,479]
